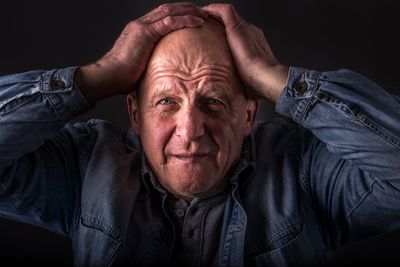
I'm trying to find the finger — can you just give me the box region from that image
[140,2,208,24]
[149,15,205,39]
[202,3,242,29]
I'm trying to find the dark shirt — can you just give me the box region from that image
[166,190,228,267]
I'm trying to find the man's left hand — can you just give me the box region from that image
[202,3,288,102]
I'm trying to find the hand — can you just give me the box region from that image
[202,4,288,102]
[75,2,207,104]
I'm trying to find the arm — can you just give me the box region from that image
[203,3,400,246]
[0,2,207,158]
[279,67,400,247]
[0,2,207,234]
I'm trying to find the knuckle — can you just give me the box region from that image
[158,4,172,14]
[127,20,138,27]
[162,16,174,27]
[126,20,141,31]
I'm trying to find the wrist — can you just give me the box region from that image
[256,64,289,102]
[74,62,127,105]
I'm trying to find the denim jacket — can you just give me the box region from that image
[0,66,399,267]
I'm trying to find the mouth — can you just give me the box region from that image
[171,153,211,162]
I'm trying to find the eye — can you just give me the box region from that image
[158,97,174,105]
[206,98,223,105]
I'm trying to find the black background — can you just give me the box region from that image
[0,0,399,265]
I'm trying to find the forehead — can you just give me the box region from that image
[148,59,237,84]
[141,62,243,101]
[139,19,245,96]
[142,50,242,99]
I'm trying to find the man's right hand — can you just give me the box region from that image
[75,2,207,104]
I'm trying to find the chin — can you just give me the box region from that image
[177,177,209,193]
[172,174,216,197]
[160,163,224,198]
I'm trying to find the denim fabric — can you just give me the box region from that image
[0,66,399,267]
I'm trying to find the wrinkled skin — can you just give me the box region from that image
[75,2,208,104]
[76,2,287,201]
[128,20,258,200]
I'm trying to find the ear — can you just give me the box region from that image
[244,99,258,136]
[127,93,140,135]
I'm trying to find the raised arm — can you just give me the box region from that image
[0,2,207,235]
[203,3,400,180]
[0,2,207,159]
[203,3,400,247]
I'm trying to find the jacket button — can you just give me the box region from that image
[294,81,308,93]
[50,78,65,90]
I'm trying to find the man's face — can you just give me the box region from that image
[128,21,257,200]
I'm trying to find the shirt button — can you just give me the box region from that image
[176,209,185,217]
[50,78,65,90]
[294,80,308,93]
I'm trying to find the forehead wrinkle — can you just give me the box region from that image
[149,73,234,99]
[148,78,233,104]
[149,80,188,102]
[148,63,234,82]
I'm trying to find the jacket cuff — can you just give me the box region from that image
[40,66,92,121]
[275,66,321,124]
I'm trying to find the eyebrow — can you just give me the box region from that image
[149,86,173,104]
[150,86,232,106]
[204,87,231,103]
[201,87,234,110]
[152,85,229,97]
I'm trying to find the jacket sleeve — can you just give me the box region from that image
[0,67,91,159]
[275,67,400,248]
[0,67,93,237]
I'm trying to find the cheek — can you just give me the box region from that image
[213,118,245,162]
[139,114,174,160]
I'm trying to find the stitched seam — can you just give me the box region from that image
[316,92,400,150]
[356,113,400,150]
[43,94,66,121]
[245,223,302,258]
[298,73,321,123]
[81,214,119,240]
[0,93,40,116]
[220,203,238,266]
[347,180,376,218]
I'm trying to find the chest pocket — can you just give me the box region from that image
[245,220,328,267]
[75,215,122,267]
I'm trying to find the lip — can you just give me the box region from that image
[171,153,211,162]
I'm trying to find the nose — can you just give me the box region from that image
[175,105,205,143]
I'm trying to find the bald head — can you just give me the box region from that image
[140,19,242,92]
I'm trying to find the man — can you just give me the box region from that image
[0,2,399,266]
